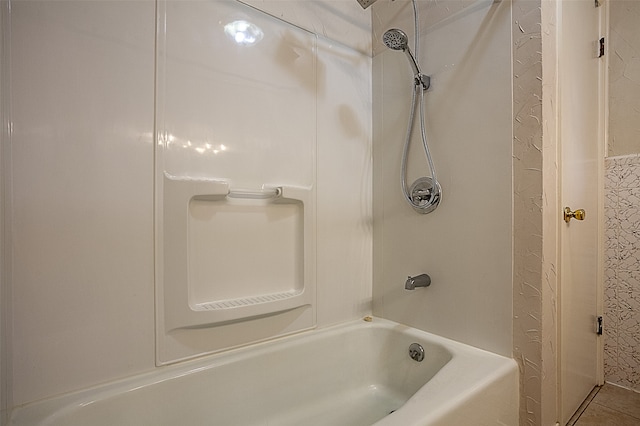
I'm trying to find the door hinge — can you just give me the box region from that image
[598,37,605,58]
[596,316,603,335]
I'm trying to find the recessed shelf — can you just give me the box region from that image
[194,290,304,311]
[187,195,303,307]
[159,175,315,332]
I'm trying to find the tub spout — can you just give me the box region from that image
[405,274,431,290]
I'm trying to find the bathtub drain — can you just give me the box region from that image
[408,342,425,362]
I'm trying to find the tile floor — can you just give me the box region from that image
[567,383,640,426]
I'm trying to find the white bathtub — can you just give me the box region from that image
[9,318,518,426]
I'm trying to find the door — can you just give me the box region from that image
[559,0,603,423]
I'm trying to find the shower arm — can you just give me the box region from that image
[403,49,430,90]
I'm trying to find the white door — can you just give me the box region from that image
[559,0,603,424]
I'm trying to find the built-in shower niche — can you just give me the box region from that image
[161,175,315,332]
[189,195,303,313]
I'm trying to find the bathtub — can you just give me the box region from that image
[9,317,518,426]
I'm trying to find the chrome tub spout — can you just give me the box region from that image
[405,274,431,290]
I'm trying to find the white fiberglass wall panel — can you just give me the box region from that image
[5,0,372,407]
[159,0,315,188]
[372,0,513,357]
[8,0,156,405]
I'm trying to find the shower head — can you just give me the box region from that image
[383,29,409,51]
[382,28,428,90]
[355,0,379,9]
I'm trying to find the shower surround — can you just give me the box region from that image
[372,0,513,357]
[2,0,373,409]
[0,0,565,424]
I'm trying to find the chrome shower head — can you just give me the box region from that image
[383,29,409,51]
[382,28,430,90]
[356,0,379,9]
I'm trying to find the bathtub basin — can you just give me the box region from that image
[9,317,518,426]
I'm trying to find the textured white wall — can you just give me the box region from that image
[608,0,640,157]
[540,1,559,424]
[512,0,545,423]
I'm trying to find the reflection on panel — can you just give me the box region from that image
[159,0,316,188]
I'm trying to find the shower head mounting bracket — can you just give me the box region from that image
[415,74,430,91]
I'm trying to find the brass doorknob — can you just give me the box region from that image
[564,207,586,223]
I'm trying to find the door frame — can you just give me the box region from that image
[596,0,608,388]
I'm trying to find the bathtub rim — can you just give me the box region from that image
[8,316,517,426]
